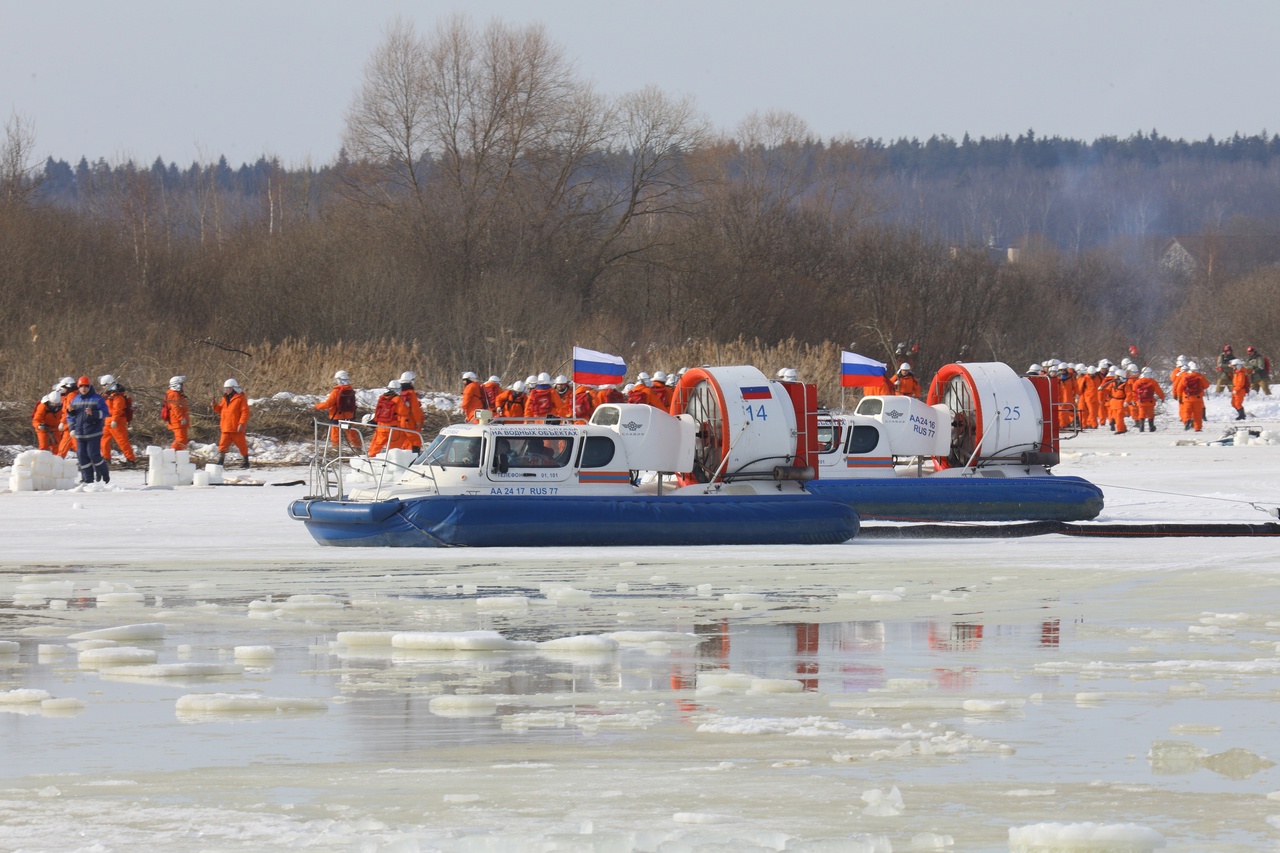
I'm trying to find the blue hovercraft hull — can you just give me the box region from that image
[288,493,860,548]
[805,475,1104,522]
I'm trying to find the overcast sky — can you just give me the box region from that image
[3,0,1276,167]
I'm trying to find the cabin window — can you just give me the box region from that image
[846,425,882,454]
[816,422,841,453]
[592,406,620,426]
[856,398,883,416]
[423,435,481,468]
[579,436,617,468]
[504,436,573,469]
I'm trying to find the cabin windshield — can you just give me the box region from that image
[420,435,482,468]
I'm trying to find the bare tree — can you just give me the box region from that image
[1,112,42,205]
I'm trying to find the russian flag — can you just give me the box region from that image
[841,351,887,388]
[740,385,772,400]
[572,346,627,385]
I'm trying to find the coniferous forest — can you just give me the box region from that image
[2,17,1278,415]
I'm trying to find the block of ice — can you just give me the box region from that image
[70,623,166,641]
[78,646,158,667]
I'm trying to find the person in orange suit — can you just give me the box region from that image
[393,371,425,452]
[494,380,526,418]
[627,373,661,407]
[55,377,78,458]
[1130,367,1165,432]
[98,374,136,465]
[573,384,597,420]
[1054,364,1077,429]
[366,380,401,457]
[162,375,191,450]
[482,376,502,411]
[315,370,361,451]
[460,371,486,423]
[549,375,573,418]
[526,373,555,420]
[213,377,251,467]
[31,391,62,451]
[1230,359,1250,420]
[1101,367,1129,433]
[890,362,922,398]
[1179,361,1208,431]
[593,383,625,411]
[1078,366,1102,429]
[650,371,672,410]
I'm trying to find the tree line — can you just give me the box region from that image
[0,15,1275,409]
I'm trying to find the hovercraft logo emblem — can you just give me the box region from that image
[885,408,905,420]
[622,420,644,432]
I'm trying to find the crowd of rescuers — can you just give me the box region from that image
[30,373,251,483]
[1020,345,1270,434]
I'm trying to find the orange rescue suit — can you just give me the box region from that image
[494,388,525,419]
[1131,376,1165,421]
[163,388,191,450]
[32,398,61,451]
[213,389,250,456]
[461,380,486,423]
[1179,371,1207,431]
[891,372,921,398]
[100,390,136,462]
[315,383,361,449]
[393,388,425,451]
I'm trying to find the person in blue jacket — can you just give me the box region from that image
[65,375,111,484]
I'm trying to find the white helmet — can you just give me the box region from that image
[536,372,551,384]
[1176,355,1187,364]
[45,391,60,406]
[1027,363,1042,374]
[224,378,240,389]
[1140,367,1154,377]
[1086,365,1098,375]
[1126,364,1138,373]
[487,375,500,384]
[1075,363,1086,372]
[1098,359,1111,368]
[461,371,477,381]
[553,375,569,386]
[1120,357,1132,367]
[59,376,75,389]
[782,368,798,382]
[1231,358,1244,366]
[399,371,416,383]
[525,375,537,386]
[623,383,635,394]
[512,380,527,393]
[1187,361,1198,371]
[387,379,402,392]
[334,370,350,384]
[99,374,116,387]
[653,370,667,383]
[637,371,651,385]
[666,373,678,386]
[169,375,185,389]
[899,362,911,372]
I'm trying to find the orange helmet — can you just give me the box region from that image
[77,375,91,386]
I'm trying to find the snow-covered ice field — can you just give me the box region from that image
[1,391,1279,852]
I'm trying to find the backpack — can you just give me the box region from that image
[337,386,357,415]
[160,402,170,422]
[1134,383,1154,403]
[1183,374,1204,394]
[1265,357,1272,376]
[124,395,134,423]
[373,393,397,424]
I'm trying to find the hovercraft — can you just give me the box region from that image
[289,369,859,548]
